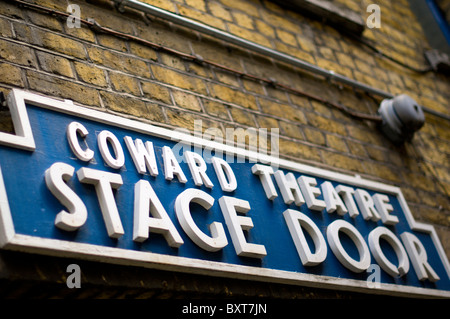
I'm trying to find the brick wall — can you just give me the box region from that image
[0,0,449,298]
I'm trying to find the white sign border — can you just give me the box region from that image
[0,89,449,298]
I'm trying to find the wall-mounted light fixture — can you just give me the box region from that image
[378,95,425,144]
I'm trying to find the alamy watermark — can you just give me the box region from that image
[66,263,81,288]
[170,120,280,167]
[366,4,381,29]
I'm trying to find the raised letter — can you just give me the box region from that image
[211,157,237,192]
[298,176,326,211]
[335,185,359,218]
[175,189,227,251]
[354,189,381,221]
[251,164,277,200]
[327,219,371,273]
[401,232,440,282]
[133,180,183,247]
[97,130,125,169]
[77,167,124,238]
[162,146,187,183]
[274,170,305,206]
[373,193,398,225]
[219,196,267,258]
[283,209,327,266]
[124,136,158,176]
[321,181,348,215]
[45,162,87,231]
[184,151,214,188]
[369,226,409,277]
[66,122,94,162]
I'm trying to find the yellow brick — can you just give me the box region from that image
[219,0,260,18]
[140,0,176,12]
[232,12,254,29]
[186,0,207,12]
[279,138,321,161]
[0,63,24,86]
[141,81,172,104]
[0,39,35,66]
[259,98,306,123]
[306,113,347,135]
[209,1,233,21]
[326,134,348,152]
[26,70,100,106]
[227,24,272,47]
[88,46,150,78]
[109,72,141,95]
[36,51,74,78]
[303,127,326,146]
[172,90,202,111]
[177,4,225,30]
[37,31,87,60]
[203,99,231,121]
[321,150,364,173]
[74,62,107,87]
[280,121,304,140]
[212,84,257,110]
[255,19,275,38]
[152,65,207,95]
[230,107,255,126]
[276,29,297,46]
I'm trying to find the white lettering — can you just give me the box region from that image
[354,189,381,221]
[45,162,87,231]
[297,176,326,211]
[335,185,359,218]
[211,157,237,192]
[251,164,277,200]
[321,181,348,215]
[368,226,409,277]
[283,209,327,266]
[124,136,158,176]
[97,130,125,169]
[184,151,214,188]
[219,196,267,258]
[327,219,371,273]
[133,180,183,247]
[373,193,398,225]
[162,146,187,183]
[401,232,440,282]
[274,170,305,206]
[77,167,124,238]
[175,188,227,251]
[66,122,94,162]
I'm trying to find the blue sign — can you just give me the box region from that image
[0,90,449,297]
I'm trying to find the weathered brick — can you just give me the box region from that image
[303,127,326,146]
[141,81,172,104]
[0,39,35,67]
[0,19,13,38]
[326,134,348,152]
[230,107,255,126]
[259,98,306,123]
[26,70,100,106]
[34,30,87,59]
[109,72,141,95]
[211,84,257,110]
[74,62,107,87]
[152,65,207,95]
[172,90,202,112]
[0,63,24,86]
[306,113,347,135]
[280,121,304,140]
[88,46,150,78]
[279,138,321,162]
[321,150,364,173]
[100,91,164,122]
[202,99,231,121]
[36,51,74,78]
